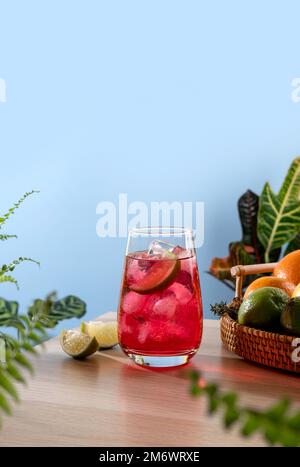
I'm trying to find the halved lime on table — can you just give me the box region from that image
[127,251,179,294]
[81,320,118,349]
[60,330,99,359]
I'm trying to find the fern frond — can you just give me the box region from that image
[0,257,40,276]
[0,190,39,229]
[0,234,17,241]
[189,370,300,447]
[0,275,19,289]
[13,352,34,374]
[0,315,48,425]
[0,290,87,427]
[0,393,12,415]
[5,363,26,384]
[0,373,19,402]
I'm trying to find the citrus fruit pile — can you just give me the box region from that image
[60,320,118,359]
[238,250,300,335]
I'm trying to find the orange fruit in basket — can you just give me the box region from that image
[273,250,300,286]
[292,282,300,298]
[244,276,295,299]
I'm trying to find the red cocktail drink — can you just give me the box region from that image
[118,241,203,367]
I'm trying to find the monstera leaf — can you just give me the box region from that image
[258,157,300,262]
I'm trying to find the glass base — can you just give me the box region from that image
[126,351,197,368]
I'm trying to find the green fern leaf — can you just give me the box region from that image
[27,331,42,344]
[0,190,39,228]
[0,318,24,333]
[0,275,19,289]
[14,353,33,374]
[21,342,37,354]
[0,298,20,327]
[0,373,19,402]
[0,234,17,241]
[33,321,48,335]
[1,257,39,276]
[5,363,26,384]
[0,298,18,316]
[0,393,12,415]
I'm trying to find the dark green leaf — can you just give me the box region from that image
[222,392,238,408]
[51,295,86,321]
[205,384,218,397]
[0,318,24,333]
[265,399,290,422]
[278,428,300,447]
[21,342,37,354]
[264,423,279,445]
[208,397,219,414]
[224,407,239,428]
[189,370,200,383]
[14,353,33,374]
[238,190,264,261]
[241,414,261,436]
[33,321,48,335]
[0,298,19,322]
[0,373,19,401]
[0,392,12,415]
[190,385,202,397]
[27,331,42,344]
[5,363,25,384]
[0,190,39,228]
[0,234,17,241]
[288,412,300,430]
[0,257,39,276]
[29,294,86,327]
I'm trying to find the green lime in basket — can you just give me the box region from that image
[238,287,290,330]
[281,297,300,336]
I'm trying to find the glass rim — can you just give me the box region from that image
[129,226,194,236]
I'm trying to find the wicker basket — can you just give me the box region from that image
[220,262,300,374]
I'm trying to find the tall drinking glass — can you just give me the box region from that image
[118,227,203,367]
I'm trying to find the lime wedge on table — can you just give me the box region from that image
[81,320,118,349]
[128,251,179,294]
[60,330,99,359]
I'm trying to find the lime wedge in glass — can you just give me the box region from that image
[60,329,99,359]
[128,250,179,294]
[81,320,118,349]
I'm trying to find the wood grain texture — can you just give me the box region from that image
[1,313,300,447]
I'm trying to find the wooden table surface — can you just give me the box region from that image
[1,312,300,447]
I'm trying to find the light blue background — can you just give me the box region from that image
[0,1,300,331]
